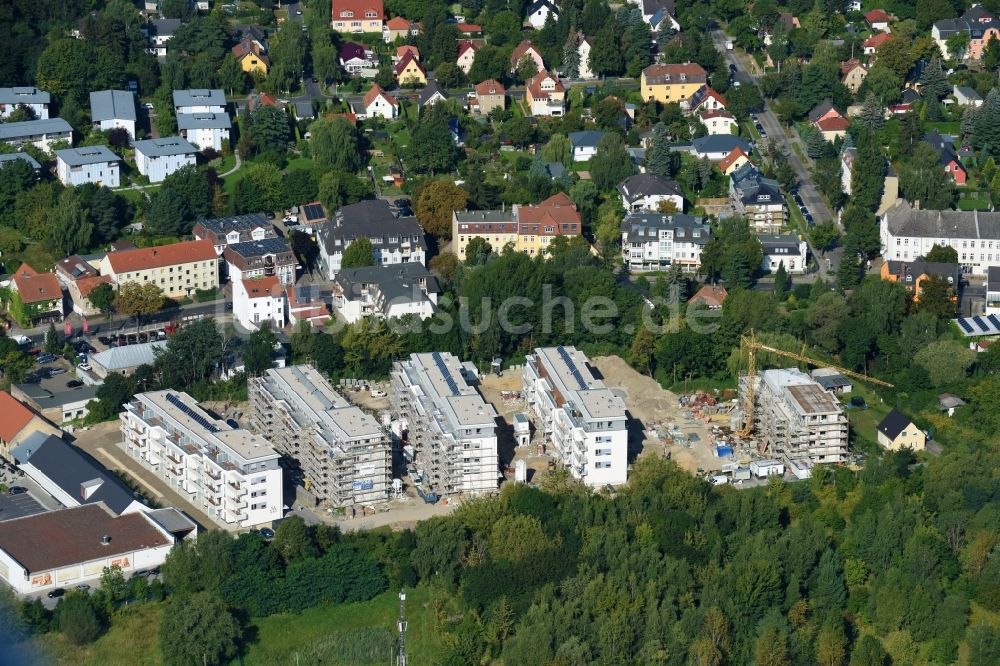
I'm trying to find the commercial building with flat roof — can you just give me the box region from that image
[249,366,391,507]
[523,346,628,486]
[740,368,849,465]
[391,353,499,495]
[121,390,283,528]
[0,504,187,595]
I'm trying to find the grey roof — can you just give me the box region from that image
[691,135,751,155]
[91,340,166,372]
[0,152,40,170]
[55,145,121,167]
[196,213,269,235]
[812,373,851,390]
[150,18,182,38]
[0,118,72,140]
[293,101,314,118]
[955,86,982,101]
[134,136,198,157]
[731,163,782,205]
[545,162,566,179]
[0,87,50,106]
[11,432,139,515]
[176,112,232,130]
[145,507,198,536]
[14,382,98,409]
[226,236,290,259]
[454,209,515,223]
[886,260,959,286]
[335,263,437,312]
[322,200,427,252]
[938,393,967,408]
[617,173,683,202]
[882,200,1000,240]
[568,130,606,149]
[758,233,801,253]
[172,89,227,109]
[418,83,448,106]
[877,408,915,441]
[808,99,836,122]
[90,90,137,122]
[989,266,1000,292]
[621,212,711,245]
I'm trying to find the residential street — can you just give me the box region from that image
[711,29,843,280]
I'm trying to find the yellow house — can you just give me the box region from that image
[876,408,926,452]
[451,193,582,259]
[719,147,753,176]
[394,53,427,86]
[98,239,220,300]
[641,63,707,104]
[232,40,269,75]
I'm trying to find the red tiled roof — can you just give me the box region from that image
[457,40,478,58]
[864,32,892,48]
[474,79,505,96]
[394,52,425,77]
[0,504,169,574]
[105,239,217,275]
[526,71,564,101]
[456,23,481,33]
[11,264,61,305]
[385,16,412,29]
[242,276,284,298]
[363,84,398,107]
[332,0,384,21]
[840,59,864,75]
[816,116,851,131]
[511,40,541,67]
[518,193,581,230]
[718,147,751,172]
[0,391,37,443]
[396,45,420,60]
[865,9,891,22]
[690,285,728,308]
[642,63,708,85]
[540,192,575,208]
[76,275,112,298]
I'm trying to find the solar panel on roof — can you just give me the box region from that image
[989,315,1000,330]
[432,352,460,395]
[304,204,325,220]
[973,316,990,332]
[165,393,218,432]
[556,346,588,390]
[958,318,975,334]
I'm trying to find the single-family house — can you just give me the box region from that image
[54,256,111,317]
[880,259,960,301]
[840,60,868,94]
[759,233,808,273]
[809,100,850,140]
[286,283,332,327]
[718,147,753,175]
[339,43,378,76]
[699,109,738,135]
[618,173,685,212]
[687,135,752,161]
[133,137,198,183]
[147,18,181,57]
[472,80,506,116]
[176,112,231,151]
[877,409,926,451]
[510,40,546,73]
[360,84,398,119]
[924,130,967,185]
[457,41,478,74]
[233,276,287,331]
[396,45,420,61]
[525,71,565,117]
[954,85,984,107]
[640,0,680,32]
[394,52,427,86]
[689,284,728,309]
[684,85,728,115]
[641,63,707,104]
[8,264,63,325]
[0,87,50,120]
[0,153,41,172]
[332,0,385,33]
[576,35,595,79]
[0,392,60,462]
[90,90,136,139]
[0,118,73,152]
[568,130,605,161]
[418,83,448,108]
[865,9,893,32]
[55,146,121,188]
[383,16,420,43]
[864,32,892,56]
[456,23,482,37]
[764,12,800,46]
[232,39,269,75]
[526,0,559,30]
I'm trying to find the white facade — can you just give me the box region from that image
[182,126,230,151]
[700,111,738,135]
[365,94,398,119]
[760,234,809,273]
[523,346,628,487]
[233,277,287,331]
[134,138,198,183]
[55,147,121,187]
[621,213,711,272]
[391,352,499,496]
[880,201,1000,276]
[0,87,50,120]
[333,265,438,324]
[121,391,284,528]
[90,90,137,139]
[577,38,595,79]
[249,366,391,507]
[526,0,558,29]
[0,118,73,152]
[173,89,227,115]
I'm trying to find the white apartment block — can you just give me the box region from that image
[90,90,137,139]
[249,366,391,507]
[880,200,1000,276]
[741,368,848,465]
[176,112,231,151]
[0,87,50,120]
[133,137,198,183]
[621,212,712,273]
[120,391,284,528]
[0,118,73,152]
[523,346,628,487]
[55,146,121,187]
[391,353,499,496]
[173,89,227,115]
[233,276,287,331]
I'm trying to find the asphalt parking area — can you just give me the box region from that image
[0,492,47,522]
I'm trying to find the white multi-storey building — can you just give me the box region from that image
[880,200,1000,276]
[120,390,284,528]
[55,146,121,187]
[0,87,50,120]
[0,118,73,152]
[176,112,231,151]
[740,368,849,465]
[90,90,137,139]
[318,200,426,278]
[523,346,628,487]
[172,89,227,115]
[621,212,712,272]
[249,366,391,507]
[332,263,438,323]
[233,276,286,331]
[133,137,198,183]
[391,353,499,496]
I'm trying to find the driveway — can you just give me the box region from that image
[711,29,842,279]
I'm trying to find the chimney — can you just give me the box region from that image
[101,535,111,546]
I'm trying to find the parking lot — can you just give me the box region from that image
[0,491,47,522]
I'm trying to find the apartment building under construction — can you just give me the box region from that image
[740,367,849,464]
[248,365,391,508]
[390,352,499,496]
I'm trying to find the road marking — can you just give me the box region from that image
[96,447,164,498]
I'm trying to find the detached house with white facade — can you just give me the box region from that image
[233,275,287,331]
[90,90,137,139]
[173,89,227,115]
[356,84,398,119]
[176,112,231,151]
[55,146,121,188]
[618,173,684,212]
[133,137,198,183]
[0,87,50,120]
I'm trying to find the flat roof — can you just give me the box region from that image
[0,504,169,574]
[401,353,497,428]
[531,346,626,424]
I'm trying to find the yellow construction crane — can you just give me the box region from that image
[737,331,894,439]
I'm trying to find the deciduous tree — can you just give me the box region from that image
[160,593,241,666]
[341,238,376,268]
[413,180,467,239]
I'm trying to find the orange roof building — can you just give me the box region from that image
[98,239,219,299]
[0,391,60,461]
[718,147,753,175]
[361,83,399,119]
[689,285,728,309]
[452,192,582,259]
[510,40,545,72]
[332,0,385,34]
[11,263,62,306]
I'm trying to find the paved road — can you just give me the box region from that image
[711,30,842,279]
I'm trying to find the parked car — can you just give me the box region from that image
[138,333,148,343]
[259,528,275,539]
[47,367,67,376]
[98,336,112,346]
[76,584,90,591]
[47,588,65,599]
[805,214,815,225]
[370,389,388,398]
[78,363,91,372]
[66,380,84,388]
[393,198,411,208]
[800,206,808,214]
[8,487,27,495]
[36,353,55,364]
[142,102,154,111]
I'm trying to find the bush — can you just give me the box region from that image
[55,592,103,645]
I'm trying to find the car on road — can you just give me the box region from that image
[142,102,154,111]
[259,528,275,539]
[8,487,27,495]
[47,588,65,599]
[312,76,318,82]
[296,9,303,14]
[805,214,815,225]
[800,206,808,214]
[138,332,148,343]
[729,63,737,73]
[98,336,112,346]
[66,380,84,388]
[392,198,410,208]
[72,341,96,354]
[397,207,413,217]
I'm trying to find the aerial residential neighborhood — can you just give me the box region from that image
[1,0,1000,663]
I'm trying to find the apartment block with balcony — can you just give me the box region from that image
[523,346,628,487]
[249,366,391,508]
[120,390,283,528]
[740,368,849,465]
[391,352,499,496]
[318,200,426,278]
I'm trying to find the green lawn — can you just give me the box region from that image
[958,197,990,211]
[925,121,960,135]
[842,383,893,448]
[285,157,315,173]
[41,602,165,666]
